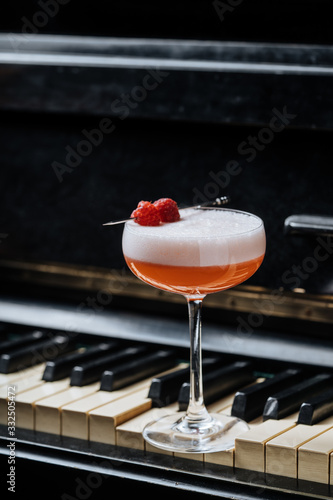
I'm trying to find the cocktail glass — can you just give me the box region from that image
[122,207,266,453]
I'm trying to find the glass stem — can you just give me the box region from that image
[185,297,211,424]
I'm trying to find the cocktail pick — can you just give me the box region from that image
[102,195,231,226]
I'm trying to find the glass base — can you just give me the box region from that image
[143,412,250,454]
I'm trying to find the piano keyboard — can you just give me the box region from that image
[1,326,333,495]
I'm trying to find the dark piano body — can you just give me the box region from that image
[1,1,333,498]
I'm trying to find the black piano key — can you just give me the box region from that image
[0,334,76,373]
[100,349,176,391]
[263,373,333,421]
[70,345,147,386]
[297,387,333,425]
[148,366,189,408]
[42,341,119,381]
[231,368,304,422]
[0,330,48,354]
[178,361,255,411]
[148,356,226,408]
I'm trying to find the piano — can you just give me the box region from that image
[1,1,333,498]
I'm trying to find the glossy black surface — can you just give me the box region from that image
[263,373,333,420]
[297,387,333,425]
[100,349,176,391]
[1,0,333,45]
[178,360,255,410]
[0,334,75,373]
[42,342,119,381]
[231,369,304,422]
[70,345,147,386]
[0,35,333,298]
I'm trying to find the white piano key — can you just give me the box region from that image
[234,419,297,472]
[174,399,251,464]
[89,388,152,445]
[0,363,45,387]
[61,364,186,440]
[61,381,151,440]
[14,378,71,430]
[298,427,333,484]
[35,365,186,436]
[116,403,178,452]
[35,382,100,434]
[0,370,46,424]
[204,379,265,467]
[173,410,245,464]
[116,377,265,464]
[266,416,333,478]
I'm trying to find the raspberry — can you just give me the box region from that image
[131,201,161,226]
[153,198,180,223]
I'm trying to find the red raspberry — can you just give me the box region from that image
[153,198,180,223]
[131,201,161,226]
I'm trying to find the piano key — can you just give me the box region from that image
[204,381,266,468]
[203,444,235,467]
[147,357,223,408]
[178,361,255,411]
[265,416,333,478]
[117,400,202,459]
[181,383,288,466]
[36,364,185,436]
[116,402,179,452]
[35,382,100,434]
[0,363,45,387]
[0,334,75,373]
[116,370,333,472]
[297,387,333,425]
[6,337,333,487]
[116,379,262,463]
[115,365,192,450]
[15,378,71,430]
[152,381,264,463]
[298,427,333,484]
[263,373,333,421]
[99,349,176,391]
[173,409,247,464]
[89,388,152,445]
[62,378,153,439]
[70,346,147,386]
[0,330,47,353]
[145,439,175,457]
[42,342,119,382]
[0,370,46,424]
[234,419,297,472]
[62,364,186,440]
[231,368,304,422]
[148,365,189,408]
[207,377,265,417]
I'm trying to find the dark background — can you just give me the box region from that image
[1,111,332,294]
[1,0,333,297]
[1,0,333,45]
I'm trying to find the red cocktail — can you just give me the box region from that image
[122,207,266,452]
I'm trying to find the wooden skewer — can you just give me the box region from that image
[102,196,231,226]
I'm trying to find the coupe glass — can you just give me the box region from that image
[122,207,266,453]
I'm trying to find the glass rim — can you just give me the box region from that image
[124,207,265,239]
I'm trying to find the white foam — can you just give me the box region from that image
[122,208,266,267]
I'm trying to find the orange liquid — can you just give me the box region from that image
[125,254,265,296]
